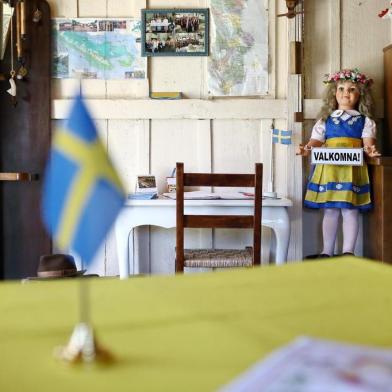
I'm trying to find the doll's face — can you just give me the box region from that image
[335,81,360,110]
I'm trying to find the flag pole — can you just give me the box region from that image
[45,92,123,364]
[79,277,90,325]
[264,121,277,198]
[55,263,113,364]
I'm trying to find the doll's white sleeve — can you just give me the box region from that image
[310,119,326,142]
[361,117,376,139]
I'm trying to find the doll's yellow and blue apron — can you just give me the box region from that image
[304,113,371,210]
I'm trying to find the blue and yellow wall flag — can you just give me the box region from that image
[42,94,125,264]
[272,129,292,145]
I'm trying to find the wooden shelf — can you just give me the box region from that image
[0,172,38,181]
[52,98,287,120]
[52,98,384,121]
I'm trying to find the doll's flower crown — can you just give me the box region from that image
[323,68,373,86]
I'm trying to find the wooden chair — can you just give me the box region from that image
[175,162,263,273]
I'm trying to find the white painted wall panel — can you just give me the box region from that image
[150,57,206,98]
[148,119,211,274]
[106,79,150,98]
[108,0,146,17]
[52,79,80,99]
[212,119,263,174]
[303,0,332,98]
[57,76,150,100]
[79,0,107,17]
[46,0,77,17]
[212,119,273,264]
[149,0,206,8]
[81,80,107,99]
[107,119,149,192]
[341,0,389,100]
[150,119,211,191]
[275,0,287,98]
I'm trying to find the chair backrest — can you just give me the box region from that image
[175,162,263,272]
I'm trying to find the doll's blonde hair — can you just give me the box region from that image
[318,81,374,121]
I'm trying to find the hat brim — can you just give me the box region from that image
[24,269,91,281]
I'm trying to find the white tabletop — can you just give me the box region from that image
[116,196,292,278]
[124,197,292,208]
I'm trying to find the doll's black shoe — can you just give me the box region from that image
[304,253,330,260]
[341,252,354,256]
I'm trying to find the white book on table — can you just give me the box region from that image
[162,191,254,200]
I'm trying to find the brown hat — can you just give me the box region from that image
[37,254,86,278]
[25,254,87,280]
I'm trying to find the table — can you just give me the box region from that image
[115,197,292,278]
[2,258,392,392]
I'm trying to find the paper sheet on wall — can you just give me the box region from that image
[219,337,392,392]
[208,0,269,96]
[52,18,146,80]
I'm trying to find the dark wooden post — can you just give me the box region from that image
[0,0,52,279]
[175,162,184,272]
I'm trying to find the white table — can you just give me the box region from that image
[115,198,292,279]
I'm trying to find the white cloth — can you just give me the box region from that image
[310,110,376,142]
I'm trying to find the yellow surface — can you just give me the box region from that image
[1,258,392,391]
[150,92,182,99]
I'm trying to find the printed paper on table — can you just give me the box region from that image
[220,337,392,392]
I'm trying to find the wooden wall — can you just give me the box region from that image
[47,0,390,275]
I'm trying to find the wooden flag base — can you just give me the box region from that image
[54,323,114,364]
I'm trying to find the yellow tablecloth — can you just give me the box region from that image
[1,258,392,391]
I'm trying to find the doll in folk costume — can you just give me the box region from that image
[297,69,381,257]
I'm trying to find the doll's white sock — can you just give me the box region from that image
[341,208,359,254]
[321,208,340,256]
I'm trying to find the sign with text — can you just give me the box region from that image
[311,148,363,166]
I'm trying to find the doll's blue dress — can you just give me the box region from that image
[304,113,372,210]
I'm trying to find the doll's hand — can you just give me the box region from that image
[296,144,311,157]
[364,145,381,157]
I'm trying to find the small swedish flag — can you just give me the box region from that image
[272,129,292,145]
[42,94,125,265]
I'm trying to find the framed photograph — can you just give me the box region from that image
[136,175,158,194]
[141,8,209,56]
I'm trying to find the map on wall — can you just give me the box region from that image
[208,0,268,96]
[52,18,146,80]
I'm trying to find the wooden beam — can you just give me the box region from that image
[52,99,287,120]
[290,41,302,74]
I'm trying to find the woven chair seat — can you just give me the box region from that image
[184,247,253,268]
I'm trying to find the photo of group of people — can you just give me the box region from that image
[142,9,209,56]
